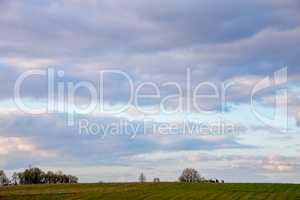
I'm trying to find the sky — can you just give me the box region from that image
[0,0,300,183]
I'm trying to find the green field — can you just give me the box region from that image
[1,183,300,200]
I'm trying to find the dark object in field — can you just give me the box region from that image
[154,178,160,182]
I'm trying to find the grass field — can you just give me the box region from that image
[0,183,300,200]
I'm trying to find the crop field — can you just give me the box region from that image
[1,183,300,200]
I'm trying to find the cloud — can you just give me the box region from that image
[0,0,299,110]
[0,136,56,157]
[259,155,297,172]
[0,112,251,169]
[262,164,293,172]
[3,57,57,69]
[0,0,299,182]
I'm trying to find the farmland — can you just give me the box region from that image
[0,182,300,199]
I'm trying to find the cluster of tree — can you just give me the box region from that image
[179,168,205,183]
[0,170,9,185]
[178,168,224,183]
[1,167,78,186]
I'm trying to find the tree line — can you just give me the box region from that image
[2,167,222,186]
[0,167,78,186]
[139,168,224,183]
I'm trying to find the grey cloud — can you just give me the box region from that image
[0,0,299,57]
[0,0,299,108]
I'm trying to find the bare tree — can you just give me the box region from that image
[179,168,204,183]
[139,173,146,183]
[12,172,18,185]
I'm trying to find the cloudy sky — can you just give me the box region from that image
[0,0,300,183]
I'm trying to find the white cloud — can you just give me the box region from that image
[262,164,293,172]
[3,57,57,69]
[0,136,57,158]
